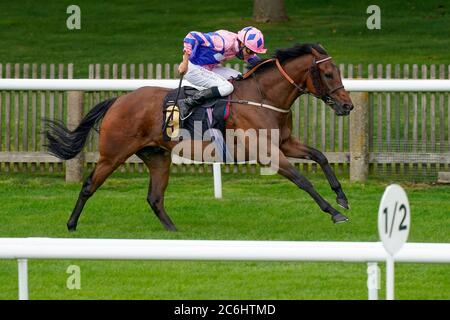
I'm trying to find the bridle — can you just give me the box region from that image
[274,56,344,106]
[233,55,345,114]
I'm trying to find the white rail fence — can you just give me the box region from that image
[0,237,449,300]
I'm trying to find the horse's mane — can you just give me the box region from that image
[246,43,328,76]
[275,43,327,62]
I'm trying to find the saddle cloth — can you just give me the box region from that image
[162,86,230,142]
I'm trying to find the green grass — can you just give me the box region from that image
[0,1,449,77]
[0,171,448,299]
[0,0,449,300]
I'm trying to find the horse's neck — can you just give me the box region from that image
[234,56,311,109]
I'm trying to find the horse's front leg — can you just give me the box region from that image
[270,149,349,224]
[280,136,349,210]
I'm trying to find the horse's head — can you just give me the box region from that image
[268,44,354,116]
[243,44,354,116]
[302,47,354,116]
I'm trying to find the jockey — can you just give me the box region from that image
[177,26,267,118]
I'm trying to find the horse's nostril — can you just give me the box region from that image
[348,104,354,111]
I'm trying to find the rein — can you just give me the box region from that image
[242,58,276,80]
[225,61,292,114]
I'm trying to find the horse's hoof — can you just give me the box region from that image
[67,223,77,232]
[337,197,350,210]
[332,213,349,224]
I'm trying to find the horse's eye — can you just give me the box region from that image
[325,73,333,79]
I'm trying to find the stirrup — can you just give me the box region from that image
[180,109,194,121]
[178,100,194,120]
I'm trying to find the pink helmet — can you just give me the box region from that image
[237,26,267,54]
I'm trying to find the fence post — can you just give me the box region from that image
[17,259,29,300]
[213,163,222,199]
[367,262,380,300]
[349,92,369,182]
[66,91,84,183]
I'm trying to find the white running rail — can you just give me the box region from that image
[0,238,449,300]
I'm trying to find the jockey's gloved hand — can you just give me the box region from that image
[246,56,261,71]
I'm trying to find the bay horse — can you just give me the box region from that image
[45,43,354,232]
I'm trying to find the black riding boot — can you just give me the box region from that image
[178,87,221,119]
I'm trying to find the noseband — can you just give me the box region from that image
[275,56,344,105]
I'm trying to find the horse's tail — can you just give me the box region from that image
[44,97,117,160]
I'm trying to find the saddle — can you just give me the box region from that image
[162,86,230,141]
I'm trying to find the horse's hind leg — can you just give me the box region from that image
[136,147,177,231]
[67,158,120,231]
[280,137,349,209]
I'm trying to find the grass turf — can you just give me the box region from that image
[0,171,448,299]
[0,1,449,77]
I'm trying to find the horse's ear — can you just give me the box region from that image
[316,43,326,52]
[310,47,321,58]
